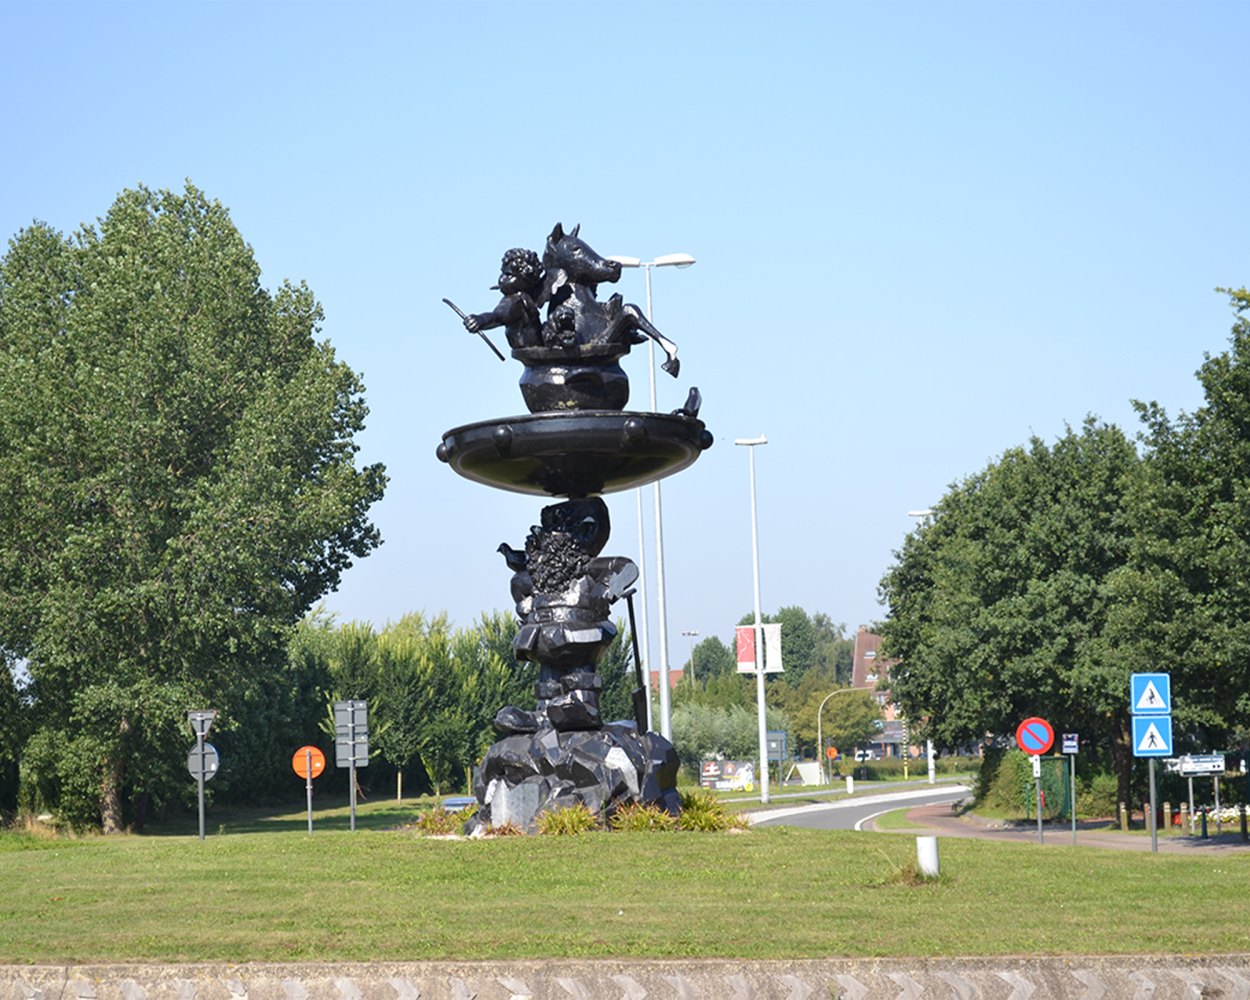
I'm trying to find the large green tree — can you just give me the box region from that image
[1111,287,1250,753]
[877,419,1142,801]
[0,184,386,830]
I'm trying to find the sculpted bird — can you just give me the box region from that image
[497,542,527,572]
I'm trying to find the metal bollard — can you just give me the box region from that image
[1163,801,1170,836]
[1119,802,1129,832]
[1180,802,1189,836]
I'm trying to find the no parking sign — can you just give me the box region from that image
[1016,717,1054,755]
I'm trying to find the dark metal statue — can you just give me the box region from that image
[437,223,713,833]
[494,498,637,734]
[446,224,681,414]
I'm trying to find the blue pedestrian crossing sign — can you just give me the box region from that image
[1130,673,1171,715]
[1132,715,1173,757]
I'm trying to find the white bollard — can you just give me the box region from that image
[846,775,854,795]
[916,835,940,878]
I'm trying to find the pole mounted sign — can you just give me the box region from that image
[1016,717,1055,755]
[334,699,369,832]
[1015,717,1053,845]
[187,709,217,842]
[293,745,326,834]
[1131,671,1173,853]
[1131,673,1171,716]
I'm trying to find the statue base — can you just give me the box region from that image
[464,722,681,834]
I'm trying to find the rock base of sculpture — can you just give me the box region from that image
[464,722,681,834]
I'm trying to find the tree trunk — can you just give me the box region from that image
[100,754,124,834]
[100,715,131,835]
[1108,716,1133,816]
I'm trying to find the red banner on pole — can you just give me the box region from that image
[736,626,756,672]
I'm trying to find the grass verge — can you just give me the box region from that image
[2,799,1247,962]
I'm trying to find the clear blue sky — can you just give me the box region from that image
[4,2,1247,670]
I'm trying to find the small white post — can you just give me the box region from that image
[916,836,940,878]
[846,775,854,795]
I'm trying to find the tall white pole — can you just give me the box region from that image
[644,263,674,741]
[635,489,652,730]
[737,435,770,804]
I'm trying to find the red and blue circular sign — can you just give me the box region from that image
[1016,717,1054,755]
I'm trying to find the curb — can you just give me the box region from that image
[5,957,1250,1000]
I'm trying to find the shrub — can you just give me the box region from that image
[536,802,601,835]
[610,802,678,832]
[411,805,474,836]
[1076,771,1119,819]
[678,790,748,832]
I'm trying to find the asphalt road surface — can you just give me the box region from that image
[751,783,972,830]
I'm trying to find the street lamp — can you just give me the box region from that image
[681,630,700,688]
[735,433,769,803]
[608,252,696,741]
[816,687,861,785]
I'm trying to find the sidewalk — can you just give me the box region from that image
[889,800,1250,853]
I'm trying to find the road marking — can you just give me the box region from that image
[936,972,976,999]
[754,785,971,825]
[853,808,897,832]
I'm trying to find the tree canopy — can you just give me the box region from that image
[0,183,386,830]
[878,292,1250,804]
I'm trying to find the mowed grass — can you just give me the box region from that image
[2,798,1248,963]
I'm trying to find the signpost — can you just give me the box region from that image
[187,710,217,841]
[1166,754,1226,837]
[293,745,327,834]
[334,700,369,832]
[1016,717,1053,844]
[1131,672,1172,853]
[1063,733,1079,844]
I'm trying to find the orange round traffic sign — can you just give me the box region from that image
[292,745,326,778]
[825,746,839,760]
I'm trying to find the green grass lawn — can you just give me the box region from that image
[2,798,1248,963]
[870,808,926,830]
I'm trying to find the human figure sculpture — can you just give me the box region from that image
[493,497,638,734]
[461,247,545,350]
[452,224,682,402]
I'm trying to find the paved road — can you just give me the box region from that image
[751,784,972,830]
[751,783,1250,854]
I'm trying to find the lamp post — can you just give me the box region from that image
[681,630,700,689]
[735,434,769,803]
[608,252,695,741]
[816,687,861,785]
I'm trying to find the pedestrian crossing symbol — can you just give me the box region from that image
[1130,673,1171,715]
[1132,715,1173,757]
